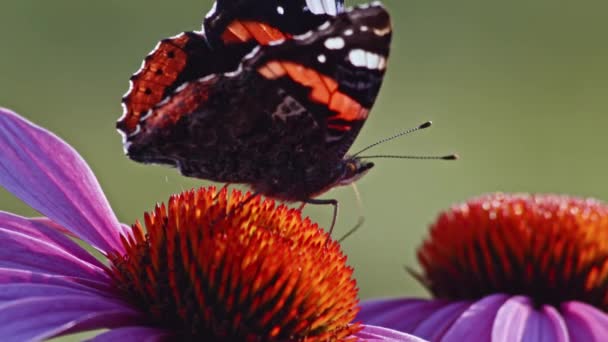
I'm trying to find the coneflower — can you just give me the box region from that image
[0,108,422,341]
[359,193,608,341]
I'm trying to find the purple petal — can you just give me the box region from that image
[356,325,428,341]
[412,301,471,340]
[359,298,449,332]
[0,296,144,341]
[0,267,113,293]
[0,284,115,303]
[0,108,125,253]
[0,226,108,280]
[442,294,509,342]
[561,301,608,341]
[89,327,171,342]
[0,211,104,268]
[492,296,532,342]
[521,304,569,342]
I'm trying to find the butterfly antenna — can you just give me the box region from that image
[359,154,459,160]
[352,121,433,157]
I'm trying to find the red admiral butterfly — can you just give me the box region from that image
[118,1,391,232]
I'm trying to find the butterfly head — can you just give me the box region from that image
[336,157,374,187]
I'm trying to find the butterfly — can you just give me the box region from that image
[118,1,392,232]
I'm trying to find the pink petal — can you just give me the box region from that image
[88,327,172,342]
[356,325,429,341]
[442,294,509,342]
[492,296,532,342]
[0,296,143,341]
[0,108,125,253]
[359,298,449,332]
[562,301,608,341]
[0,211,104,268]
[0,226,108,280]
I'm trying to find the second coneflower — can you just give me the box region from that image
[359,193,608,341]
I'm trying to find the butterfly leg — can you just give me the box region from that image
[303,198,338,237]
[213,183,232,201]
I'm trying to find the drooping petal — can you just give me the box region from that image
[0,108,124,253]
[359,298,449,333]
[88,327,172,342]
[0,211,104,268]
[561,301,608,341]
[442,294,508,342]
[0,227,108,280]
[356,325,429,341]
[0,296,144,341]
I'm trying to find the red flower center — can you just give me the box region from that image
[108,187,360,340]
[416,193,608,311]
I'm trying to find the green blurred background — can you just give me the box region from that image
[1,0,607,339]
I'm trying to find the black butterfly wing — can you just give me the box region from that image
[204,0,345,47]
[243,3,392,158]
[119,0,343,142]
[123,4,391,196]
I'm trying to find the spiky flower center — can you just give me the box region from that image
[108,187,360,340]
[417,193,608,311]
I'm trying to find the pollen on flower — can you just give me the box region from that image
[416,193,608,312]
[108,186,360,340]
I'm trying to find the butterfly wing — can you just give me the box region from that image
[204,0,345,46]
[118,32,256,137]
[122,4,391,197]
[118,0,343,139]
[246,3,392,158]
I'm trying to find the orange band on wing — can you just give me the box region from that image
[222,20,289,45]
[257,61,367,126]
[120,34,195,135]
[144,79,213,131]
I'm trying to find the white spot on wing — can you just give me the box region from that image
[366,52,380,69]
[348,49,367,68]
[324,37,345,50]
[373,26,392,37]
[277,6,285,15]
[378,57,387,70]
[317,54,327,63]
[348,49,387,70]
[306,0,339,15]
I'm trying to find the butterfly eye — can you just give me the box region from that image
[346,161,357,174]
